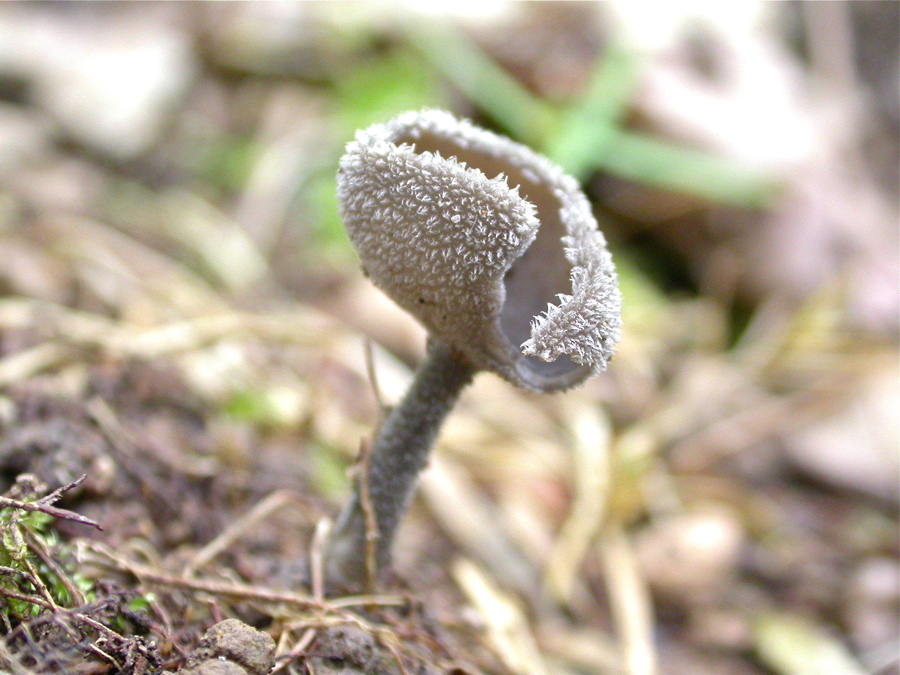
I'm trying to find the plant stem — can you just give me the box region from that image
[323,340,478,590]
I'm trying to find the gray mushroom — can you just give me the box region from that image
[323,109,622,590]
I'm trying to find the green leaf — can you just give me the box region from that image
[545,40,646,176]
[334,47,448,134]
[406,23,555,146]
[596,129,780,209]
[406,23,779,209]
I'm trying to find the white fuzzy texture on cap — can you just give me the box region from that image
[337,109,621,391]
[521,213,622,373]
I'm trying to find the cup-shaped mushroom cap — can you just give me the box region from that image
[337,109,621,392]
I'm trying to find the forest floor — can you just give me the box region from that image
[0,3,896,675]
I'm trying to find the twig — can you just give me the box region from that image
[357,439,379,595]
[21,558,57,612]
[364,339,388,426]
[183,489,297,578]
[309,518,331,605]
[82,542,406,611]
[87,643,122,670]
[0,565,40,588]
[0,585,53,611]
[74,612,129,644]
[7,594,139,646]
[0,475,101,531]
[23,529,87,606]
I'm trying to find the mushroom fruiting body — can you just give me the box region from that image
[325,110,622,589]
[338,109,621,392]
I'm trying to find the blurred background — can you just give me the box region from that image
[0,2,896,675]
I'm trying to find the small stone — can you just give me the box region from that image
[180,619,275,675]
[0,7,195,160]
[850,557,900,606]
[783,371,899,505]
[636,504,745,601]
[180,660,248,675]
[0,104,52,174]
[308,625,400,675]
[688,608,753,651]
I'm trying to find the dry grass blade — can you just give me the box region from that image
[357,438,379,595]
[453,558,550,675]
[121,311,340,358]
[421,455,538,596]
[536,624,624,675]
[182,489,298,578]
[158,189,272,293]
[272,627,318,673]
[0,298,340,361]
[0,343,70,388]
[668,384,841,471]
[0,585,53,612]
[544,402,612,604]
[598,524,657,675]
[0,476,101,531]
[19,558,57,612]
[309,517,331,604]
[364,338,388,424]
[42,213,229,315]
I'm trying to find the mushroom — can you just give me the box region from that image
[324,109,622,590]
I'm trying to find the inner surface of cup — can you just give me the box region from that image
[393,128,583,381]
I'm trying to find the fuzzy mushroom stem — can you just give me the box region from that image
[324,340,478,589]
